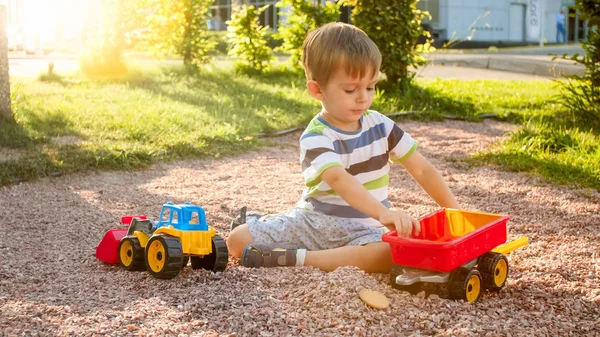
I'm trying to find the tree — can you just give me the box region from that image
[130,0,215,70]
[340,0,432,89]
[79,0,129,78]
[0,5,13,123]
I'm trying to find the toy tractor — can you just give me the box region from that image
[116,202,228,279]
[383,209,528,303]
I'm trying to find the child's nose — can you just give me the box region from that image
[356,90,368,103]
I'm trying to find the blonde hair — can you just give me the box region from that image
[301,22,381,86]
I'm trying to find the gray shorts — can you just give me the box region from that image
[246,208,388,251]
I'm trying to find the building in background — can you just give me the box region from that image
[2,0,591,54]
[209,0,589,46]
[416,0,588,47]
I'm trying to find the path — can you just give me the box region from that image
[1,119,598,336]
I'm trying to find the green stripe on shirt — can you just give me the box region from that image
[306,162,343,188]
[308,174,390,197]
[305,118,328,135]
[391,141,418,163]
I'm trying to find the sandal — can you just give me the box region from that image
[240,243,298,268]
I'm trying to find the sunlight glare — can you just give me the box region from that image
[23,0,92,51]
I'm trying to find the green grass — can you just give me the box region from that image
[472,121,600,190]
[370,79,562,121]
[1,62,598,190]
[1,64,317,185]
[374,79,599,190]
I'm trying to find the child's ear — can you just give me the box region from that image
[307,80,324,101]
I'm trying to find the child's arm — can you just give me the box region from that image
[400,150,459,209]
[321,166,420,237]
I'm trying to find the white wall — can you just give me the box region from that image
[440,0,566,43]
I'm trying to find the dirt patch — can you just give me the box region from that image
[0,148,25,163]
[0,119,598,336]
[52,136,82,146]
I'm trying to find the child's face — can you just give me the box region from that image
[312,66,379,131]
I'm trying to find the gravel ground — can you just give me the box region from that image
[1,119,599,337]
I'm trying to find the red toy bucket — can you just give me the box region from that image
[96,229,128,264]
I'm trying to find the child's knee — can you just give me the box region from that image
[226,224,254,258]
[364,242,394,272]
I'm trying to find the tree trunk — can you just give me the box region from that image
[182,3,193,68]
[0,5,13,123]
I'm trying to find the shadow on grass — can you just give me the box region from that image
[0,134,258,186]
[239,65,306,87]
[2,66,298,186]
[0,101,90,184]
[125,66,316,134]
[26,108,83,139]
[375,80,482,121]
[0,103,84,148]
[0,108,85,185]
[37,72,85,87]
[0,119,34,149]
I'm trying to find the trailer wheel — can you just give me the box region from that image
[145,235,184,279]
[449,267,482,303]
[118,236,146,271]
[191,235,228,272]
[389,265,423,294]
[479,252,508,291]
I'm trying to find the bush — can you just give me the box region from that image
[79,50,128,79]
[207,31,229,55]
[130,0,216,70]
[226,5,274,72]
[340,0,433,90]
[208,31,283,56]
[275,0,341,69]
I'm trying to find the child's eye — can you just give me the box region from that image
[344,89,355,94]
[367,87,375,91]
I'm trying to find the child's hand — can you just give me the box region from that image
[379,209,421,238]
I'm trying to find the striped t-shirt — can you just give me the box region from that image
[297,110,418,228]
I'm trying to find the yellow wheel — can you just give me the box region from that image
[479,252,509,291]
[118,236,145,271]
[145,235,184,279]
[465,272,482,303]
[448,267,482,303]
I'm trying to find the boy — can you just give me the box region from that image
[227,22,459,273]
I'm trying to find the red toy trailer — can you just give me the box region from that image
[382,208,528,303]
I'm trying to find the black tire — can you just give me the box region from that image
[478,252,509,291]
[145,235,184,280]
[118,236,146,271]
[390,265,423,294]
[191,235,229,272]
[448,267,482,303]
